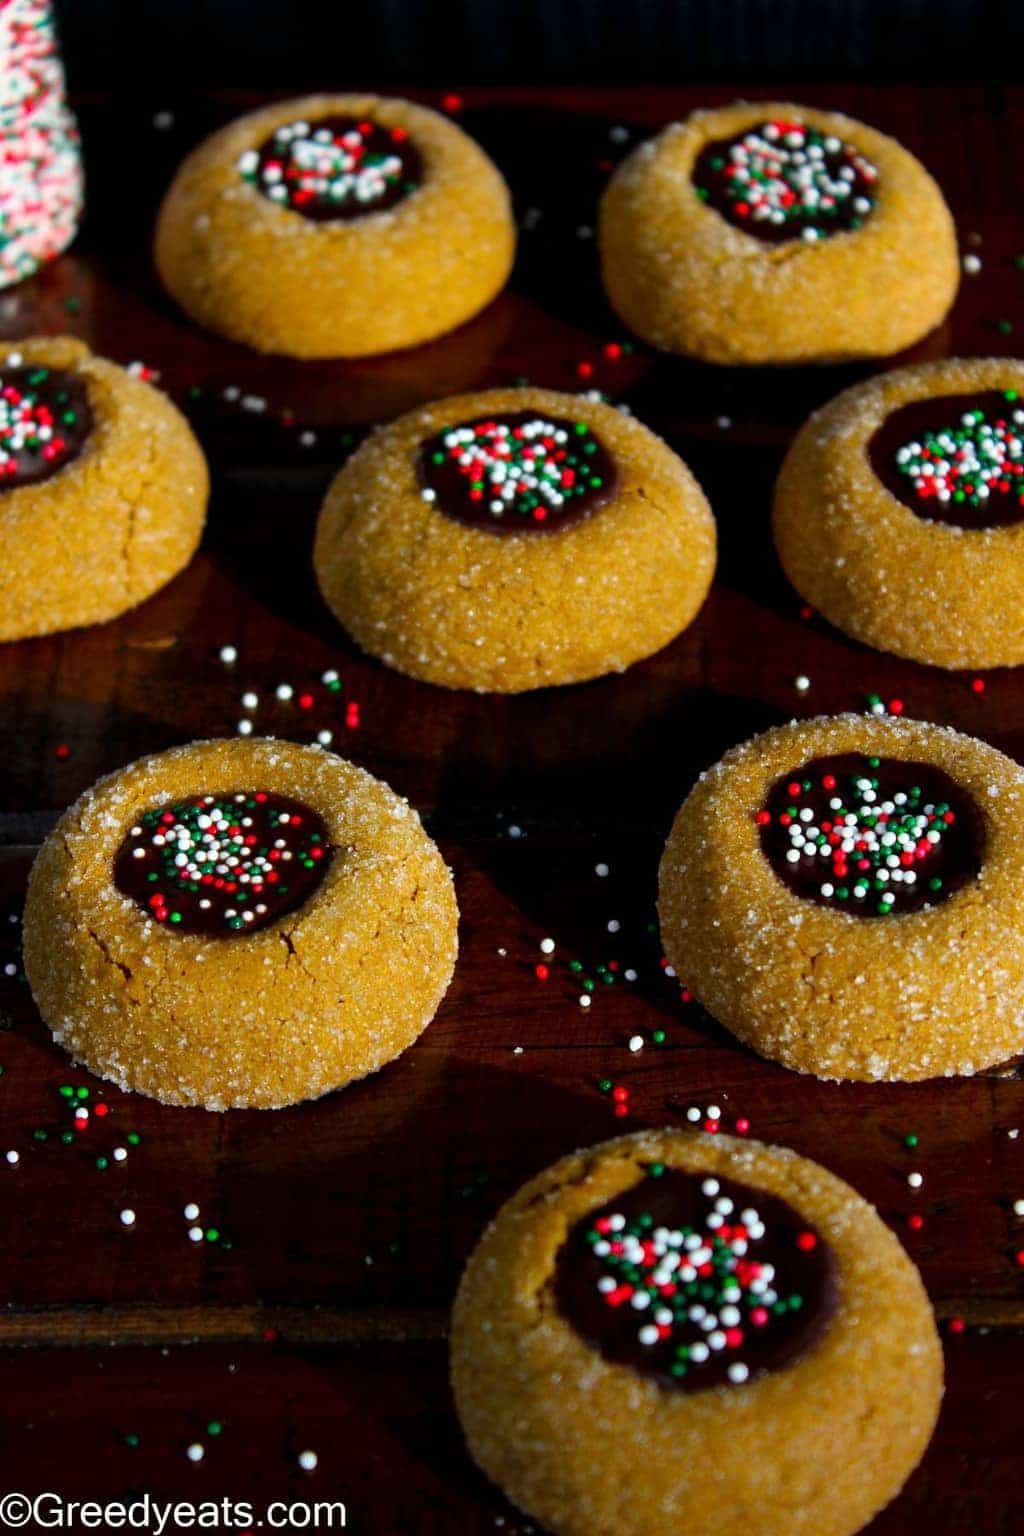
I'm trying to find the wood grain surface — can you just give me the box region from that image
[1,84,1022,1531]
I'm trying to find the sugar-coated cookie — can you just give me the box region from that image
[0,336,207,641]
[600,102,958,364]
[314,385,716,692]
[452,1128,941,1536]
[775,357,1024,667]
[155,94,515,358]
[659,712,1024,1081]
[23,737,458,1109]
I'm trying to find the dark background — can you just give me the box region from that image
[54,0,1023,90]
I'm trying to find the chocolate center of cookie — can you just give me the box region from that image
[417,412,619,532]
[692,118,877,243]
[554,1166,836,1390]
[113,791,333,935]
[869,391,1024,528]
[0,361,92,488]
[238,114,422,221]
[757,753,984,916]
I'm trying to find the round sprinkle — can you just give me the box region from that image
[298,1450,319,1471]
[120,1208,136,1227]
[184,1202,200,1221]
[219,646,238,665]
[186,1442,204,1463]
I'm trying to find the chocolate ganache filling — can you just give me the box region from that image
[757,753,984,916]
[238,114,422,222]
[113,791,333,935]
[692,118,877,244]
[869,391,1024,528]
[0,363,92,488]
[554,1166,837,1390]
[417,411,619,532]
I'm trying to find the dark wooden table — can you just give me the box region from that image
[1,82,1023,1533]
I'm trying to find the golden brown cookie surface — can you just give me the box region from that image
[600,102,958,364]
[155,94,515,358]
[0,336,208,642]
[314,386,716,692]
[452,1128,942,1536]
[659,712,1024,1082]
[775,358,1024,667]
[23,737,458,1110]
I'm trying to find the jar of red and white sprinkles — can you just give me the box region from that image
[0,0,83,289]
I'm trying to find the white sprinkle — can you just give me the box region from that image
[120,1208,136,1227]
[628,1034,644,1053]
[727,1362,749,1383]
[579,994,592,1009]
[707,1105,721,1120]
[219,645,238,665]
[595,862,610,877]
[907,1171,923,1189]
[962,253,982,274]
[241,691,259,710]
[276,684,294,701]
[539,937,555,955]
[112,1146,128,1163]
[316,730,333,746]
[794,674,811,693]
[686,1107,702,1123]
[184,1203,200,1221]
[5,1149,18,1165]
[1013,1199,1024,1216]
[153,110,174,130]
[298,1450,318,1472]
[236,719,253,736]
[186,1443,204,1463]
[188,1226,204,1243]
